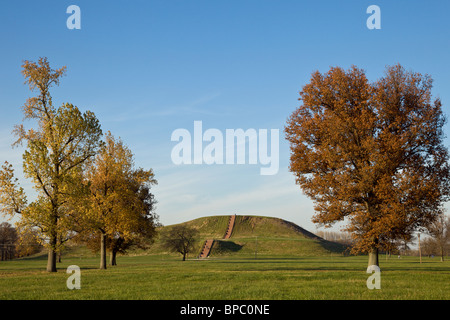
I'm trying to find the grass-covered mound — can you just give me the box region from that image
[147,215,347,257]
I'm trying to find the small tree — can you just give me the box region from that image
[161,225,199,261]
[0,222,18,260]
[427,214,450,261]
[109,174,159,266]
[78,132,158,269]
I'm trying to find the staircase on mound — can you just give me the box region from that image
[198,239,214,258]
[223,214,236,239]
[199,214,236,259]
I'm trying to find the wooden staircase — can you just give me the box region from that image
[198,215,237,259]
[224,214,236,239]
[199,239,214,258]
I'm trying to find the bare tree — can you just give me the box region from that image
[427,214,450,261]
[0,222,18,260]
[160,225,199,261]
[315,230,353,246]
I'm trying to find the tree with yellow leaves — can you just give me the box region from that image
[0,57,103,272]
[78,132,158,269]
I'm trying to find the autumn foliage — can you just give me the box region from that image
[0,58,158,271]
[285,65,450,266]
[1,57,104,272]
[77,132,158,269]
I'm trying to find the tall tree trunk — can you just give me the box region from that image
[47,206,58,272]
[100,232,107,270]
[367,234,379,268]
[418,234,422,264]
[46,248,57,272]
[46,234,57,272]
[368,247,379,267]
[110,249,117,266]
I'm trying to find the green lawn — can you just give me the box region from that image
[0,253,449,300]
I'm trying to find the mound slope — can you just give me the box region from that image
[152,215,347,257]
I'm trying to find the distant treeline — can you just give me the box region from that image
[315,230,353,246]
[0,222,43,261]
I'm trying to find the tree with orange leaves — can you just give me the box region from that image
[285,64,450,267]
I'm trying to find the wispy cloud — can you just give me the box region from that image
[103,92,228,123]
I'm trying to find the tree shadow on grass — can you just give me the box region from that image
[16,251,48,261]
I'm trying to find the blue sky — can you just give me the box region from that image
[1,1,450,232]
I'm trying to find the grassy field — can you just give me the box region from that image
[0,252,449,300]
